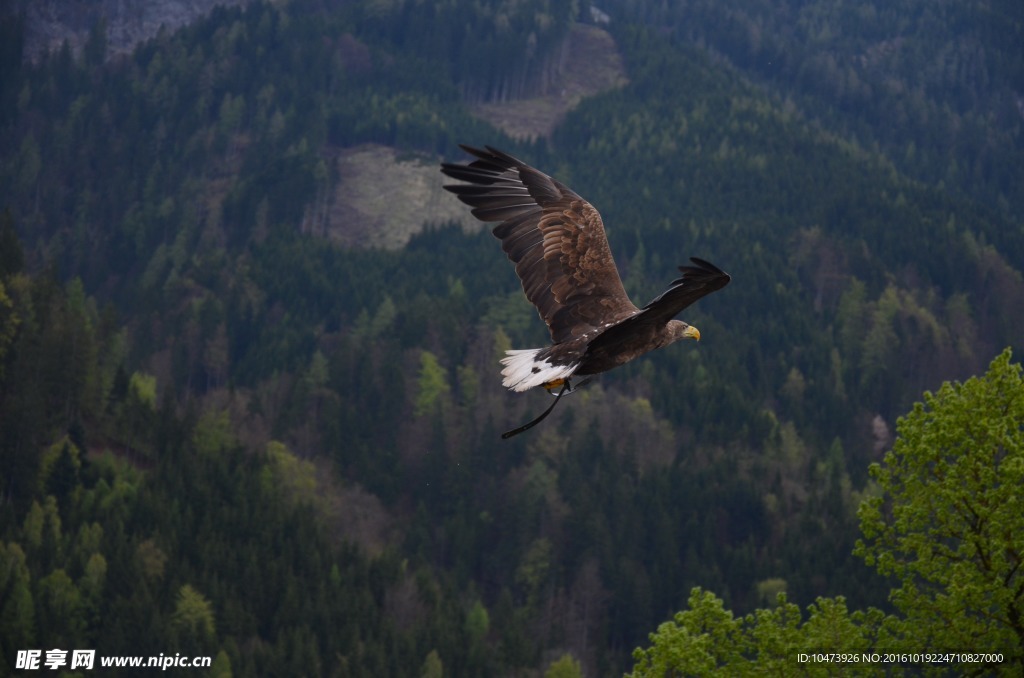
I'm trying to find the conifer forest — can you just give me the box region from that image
[1,0,1022,675]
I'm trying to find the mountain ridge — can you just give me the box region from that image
[14,0,255,61]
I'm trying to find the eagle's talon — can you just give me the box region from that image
[543,377,592,396]
[542,378,568,394]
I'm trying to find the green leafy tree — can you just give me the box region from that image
[856,347,1024,672]
[628,588,882,677]
[119,371,158,456]
[36,568,86,648]
[192,408,237,456]
[414,351,450,418]
[630,349,1023,675]
[264,440,318,507]
[22,496,62,569]
[465,598,490,645]
[0,542,35,666]
[171,584,216,641]
[465,598,491,668]
[545,652,583,678]
[420,648,443,678]
[209,649,233,678]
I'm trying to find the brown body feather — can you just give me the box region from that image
[441,145,730,388]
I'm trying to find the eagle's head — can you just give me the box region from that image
[667,320,701,343]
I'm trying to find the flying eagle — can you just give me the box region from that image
[441,145,730,437]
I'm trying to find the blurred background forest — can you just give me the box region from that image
[1,0,1022,674]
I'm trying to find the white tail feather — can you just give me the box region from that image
[500,349,577,392]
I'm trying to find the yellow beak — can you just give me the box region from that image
[684,326,701,341]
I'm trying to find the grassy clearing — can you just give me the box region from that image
[313,144,480,250]
[320,24,627,248]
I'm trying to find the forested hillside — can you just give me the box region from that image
[1,0,1021,675]
[608,0,1024,221]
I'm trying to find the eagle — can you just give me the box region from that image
[441,145,730,437]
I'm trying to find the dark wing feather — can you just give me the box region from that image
[584,257,730,352]
[640,257,731,324]
[442,145,638,344]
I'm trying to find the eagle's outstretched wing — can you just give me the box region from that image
[640,257,731,325]
[584,257,731,353]
[442,145,638,344]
